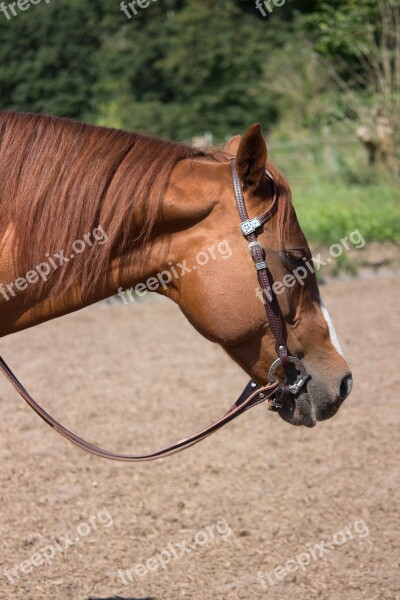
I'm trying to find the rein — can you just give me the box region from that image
[0,158,309,461]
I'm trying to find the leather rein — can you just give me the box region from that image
[0,158,309,461]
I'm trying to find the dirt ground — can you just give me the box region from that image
[0,275,399,600]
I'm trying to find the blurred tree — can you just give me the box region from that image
[0,1,100,119]
[95,0,279,140]
[0,0,397,149]
[302,0,399,173]
[262,35,335,133]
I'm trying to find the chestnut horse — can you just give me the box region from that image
[0,112,352,454]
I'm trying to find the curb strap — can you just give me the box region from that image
[0,356,280,462]
[230,158,288,364]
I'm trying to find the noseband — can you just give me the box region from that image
[0,158,309,462]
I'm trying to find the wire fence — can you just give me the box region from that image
[267,134,366,183]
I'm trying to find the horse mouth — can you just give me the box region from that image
[277,391,317,427]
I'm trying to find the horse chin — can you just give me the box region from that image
[277,391,317,428]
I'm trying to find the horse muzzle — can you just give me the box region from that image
[267,355,317,427]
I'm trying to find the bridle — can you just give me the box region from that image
[0,158,309,461]
[230,158,310,399]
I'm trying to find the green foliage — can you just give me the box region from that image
[95,0,279,139]
[0,1,100,118]
[0,0,282,139]
[300,0,380,58]
[1,0,397,140]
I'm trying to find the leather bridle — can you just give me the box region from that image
[0,158,309,461]
[230,159,310,399]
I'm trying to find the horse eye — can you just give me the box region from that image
[283,249,307,264]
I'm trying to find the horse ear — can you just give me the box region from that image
[236,123,267,190]
[225,135,241,157]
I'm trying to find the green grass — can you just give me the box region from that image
[291,179,400,245]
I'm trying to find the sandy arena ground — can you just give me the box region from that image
[0,275,399,600]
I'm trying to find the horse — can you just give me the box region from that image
[0,111,352,459]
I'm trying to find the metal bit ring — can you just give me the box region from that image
[268,356,309,396]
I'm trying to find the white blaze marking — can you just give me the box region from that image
[319,298,345,357]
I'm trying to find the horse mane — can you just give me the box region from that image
[0,111,221,302]
[264,161,294,248]
[0,112,293,305]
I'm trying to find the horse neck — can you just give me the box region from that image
[0,158,225,337]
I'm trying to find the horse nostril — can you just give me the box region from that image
[339,374,353,400]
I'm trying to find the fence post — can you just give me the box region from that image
[322,126,338,177]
